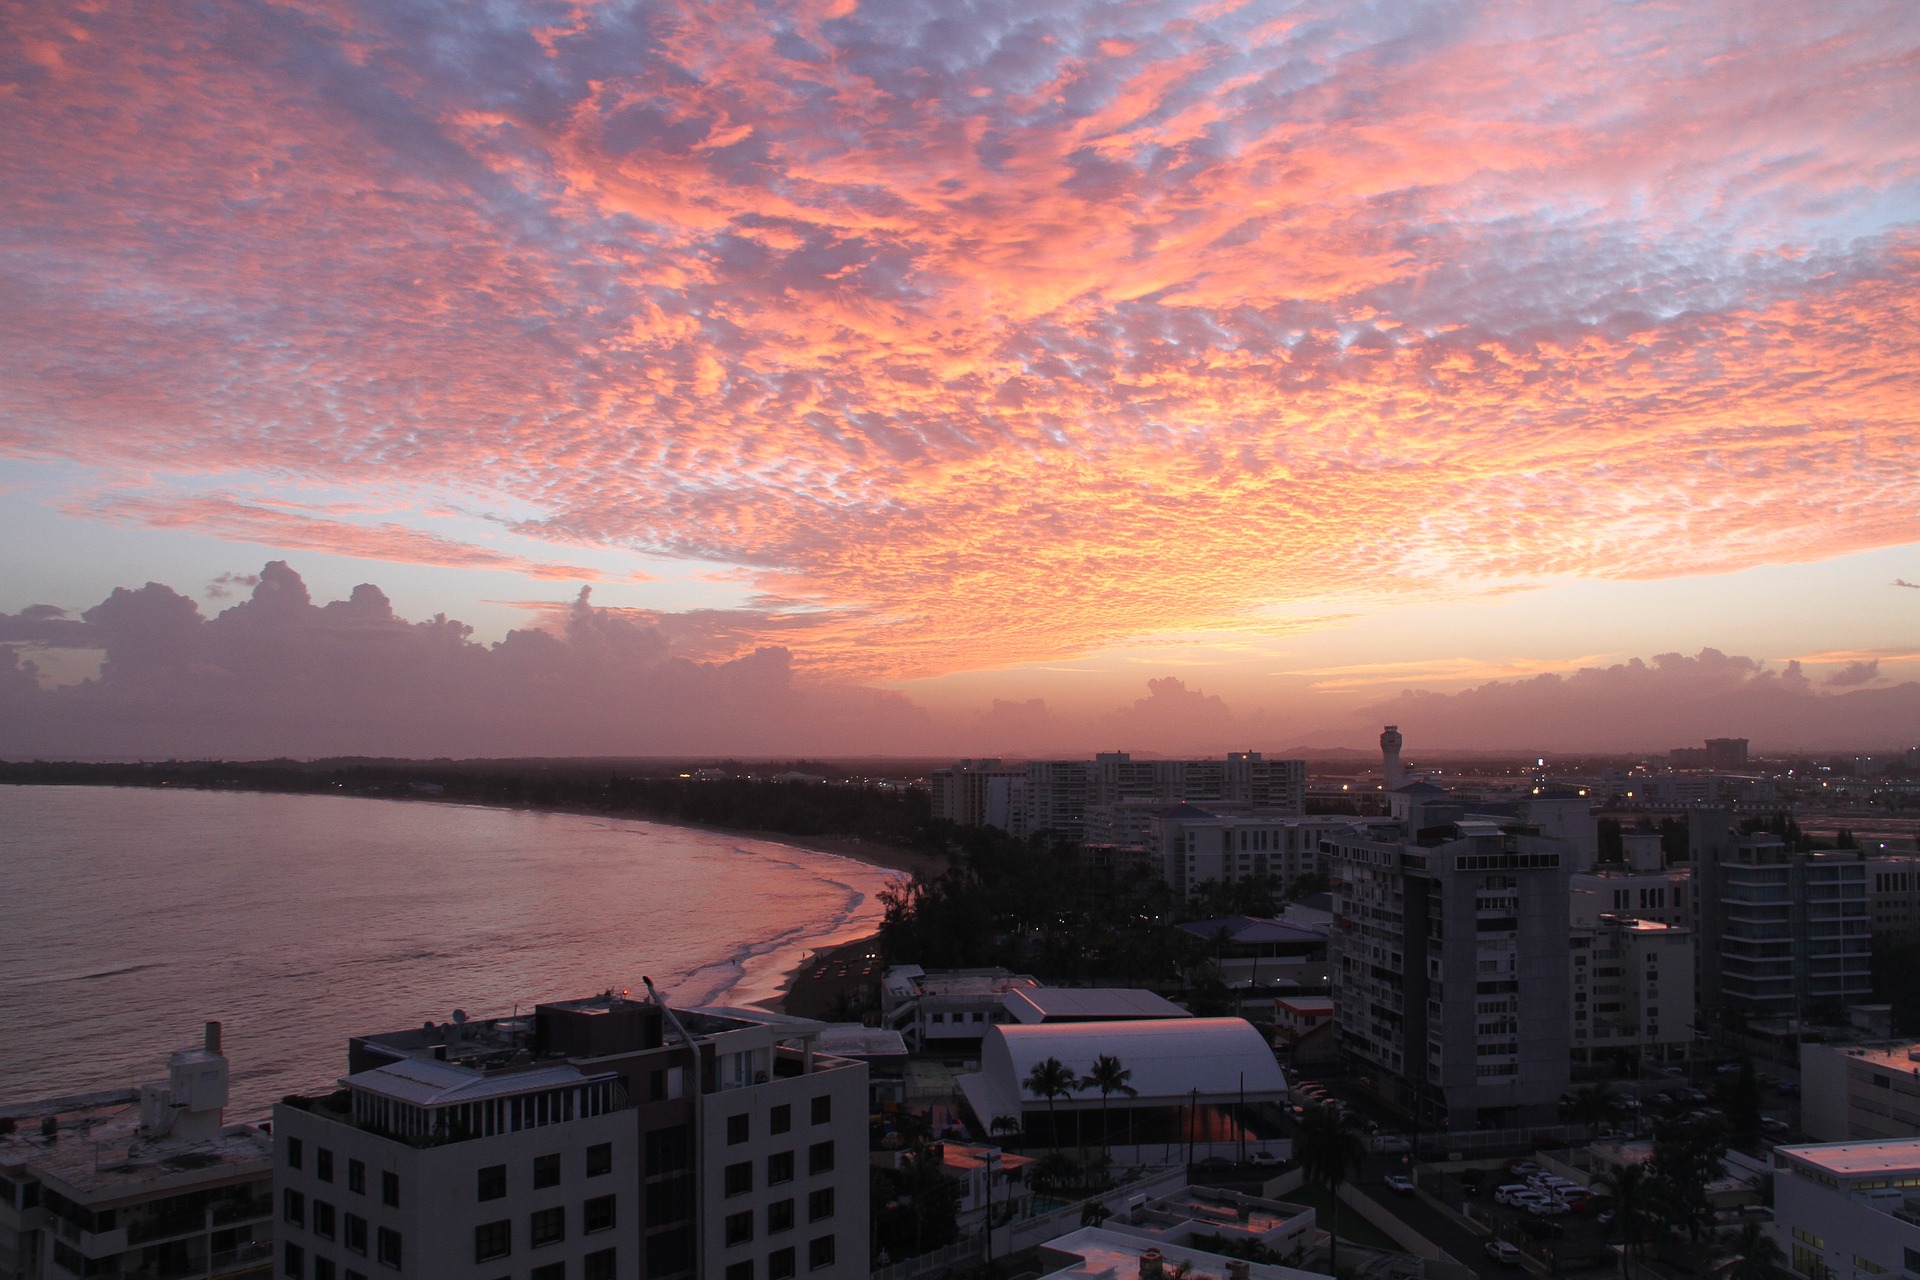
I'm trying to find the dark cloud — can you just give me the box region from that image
[1824,659,1883,688]
[0,563,930,759]
[1361,648,1920,751]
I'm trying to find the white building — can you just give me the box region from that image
[1772,1140,1920,1280]
[1569,915,1695,1067]
[274,994,870,1280]
[1801,1043,1920,1142]
[1031,1226,1324,1280]
[0,1023,272,1280]
[1149,809,1370,901]
[879,967,1038,1052]
[956,1019,1289,1162]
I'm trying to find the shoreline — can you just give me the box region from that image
[2,778,939,1022]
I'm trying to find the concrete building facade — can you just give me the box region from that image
[1569,916,1695,1067]
[274,996,870,1280]
[1325,821,1573,1130]
[1772,1139,1920,1280]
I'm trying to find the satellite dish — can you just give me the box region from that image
[451,1009,469,1025]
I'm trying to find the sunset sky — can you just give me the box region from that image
[2,0,1918,756]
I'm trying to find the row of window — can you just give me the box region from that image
[481,1146,614,1200]
[475,1198,617,1260]
[286,1244,615,1280]
[724,1143,834,1195]
[283,1191,397,1263]
[282,1227,400,1277]
[286,1140,400,1206]
[723,1234,836,1280]
[723,1189,836,1244]
[725,1097,832,1145]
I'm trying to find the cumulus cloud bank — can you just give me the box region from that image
[1,0,1917,677]
[0,563,929,759]
[1363,650,1920,752]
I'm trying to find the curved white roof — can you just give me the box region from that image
[964,1018,1285,1123]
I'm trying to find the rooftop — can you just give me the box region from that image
[1005,988,1189,1023]
[1778,1138,1920,1179]
[1034,1226,1323,1280]
[0,1096,270,1206]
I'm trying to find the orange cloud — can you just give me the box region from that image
[77,493,605,582]
[1,0,1916,681]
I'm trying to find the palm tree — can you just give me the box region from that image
[1025,1056,1075,1152]
[1717,1221,1787,1280]
[1295,1102,1368,1270]
[1594,1162,1653,1279]
[1081,1054,1138,1162]
[989,1113,1023,1152]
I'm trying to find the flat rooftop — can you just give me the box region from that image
[1035,1226,1323,1280]
[1826,1043,1920,1079]
[1005,988,1188,1022]
[1778,1139,1920,1179]
[0,1098,270,1206]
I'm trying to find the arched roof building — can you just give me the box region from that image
[958,1017,1286,1128]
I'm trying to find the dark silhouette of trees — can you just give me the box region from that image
[1080,1055,1137,1161]
[1295,1103,1368,1270]
[1024,1057,1075,1152]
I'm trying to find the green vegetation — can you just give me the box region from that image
[1295,1103,1370,1268]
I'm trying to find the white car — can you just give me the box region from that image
[1369,1134,1412,1154]
[1494,1184,1533,1205]
[1486,1241,1523,1266]
[1385,1174,1416,1195]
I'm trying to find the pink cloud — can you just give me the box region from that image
[0,0,1915,679]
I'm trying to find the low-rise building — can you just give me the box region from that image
[0,1023,273,1280]
[1772,1139,1920,1280]
[880,967,1039,1052]
[1801,1042,1920,1142]
[1174,916,1329,992]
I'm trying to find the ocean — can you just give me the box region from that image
[0,785,901,1117]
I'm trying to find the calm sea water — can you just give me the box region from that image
[0,786,901,1117]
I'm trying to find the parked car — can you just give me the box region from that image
[1460,1168,1487,1195]
[1370,1134,1412,1154]
[1761,1118,1790,1134]
[1385,1174,1416,1195]
[1486,1241,1523,1266]
[1494,1184,1533,1205]
[1248,1150,1285,1167]
[1505,1159,1544,1177]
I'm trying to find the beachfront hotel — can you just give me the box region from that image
[273,994,868,1280]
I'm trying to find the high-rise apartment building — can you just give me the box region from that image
[1691,811,1872,1026]
[273,996,869,1280]
[1324,820,1572,1129]
[1150,811,1374,901]
[1569,915,1695,1068]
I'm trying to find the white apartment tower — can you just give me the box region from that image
[273,995,869,1280]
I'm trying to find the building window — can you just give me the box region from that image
[345,1214,368,1255]
[808,1235,835,1270]
[587,1142,613,1177]
[315,1258,337,1280]
[810,1096,831,1125]
[533,1265,566,1280]
[479,1164,508,1201]
[348,1159,366,1194]
[314,1200,337,1240]
[376,1227,402,1269]
[532,1206,567,1247]
[646,1227,693,1279]
[769,1248,796,1280]
[284,1242,305,1278]
[725,1210,755,1246]
[808,1188,834,1223]
[808,1142,834,1175]
[287,1137,304,1170]
[284,1189,306,1227]
[585,1250,616,1280]
[768,1151,795,1185]
[769,1199,795,1234]
[728,1113,751,1145]
[317,1148,335,1183]
[771,1104,792,1135]
[382,1171,400,1208]
[535,1153,563,1189]
[726,1161,754,1196]
[726,1264,755,1280]
[645,1126,691,1175]
[585,1194,616,1234]
[476,1220,513,1262]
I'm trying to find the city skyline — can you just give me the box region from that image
[3,0,1918,756]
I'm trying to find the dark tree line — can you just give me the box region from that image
[874,822,1306,985]
[0,758,942,850]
